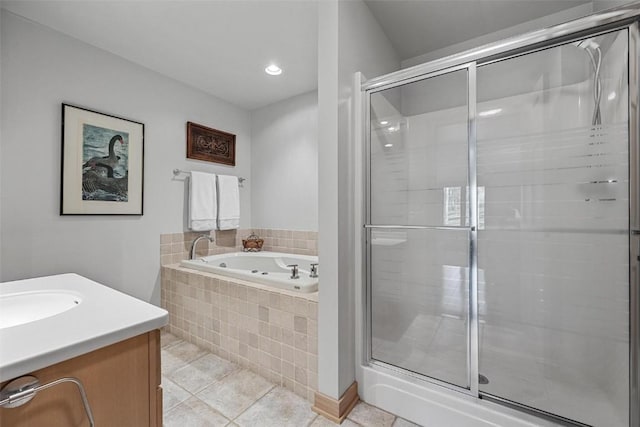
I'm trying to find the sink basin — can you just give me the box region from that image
[0,290,82,329]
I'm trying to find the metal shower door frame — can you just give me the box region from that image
[363,61,479,396]
[361,3,640,426]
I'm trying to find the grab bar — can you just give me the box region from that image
[0,375,95,427]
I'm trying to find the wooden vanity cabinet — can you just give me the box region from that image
[0,330,162,427]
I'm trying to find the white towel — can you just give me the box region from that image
[217,175,240,230]
[189,171,217,231]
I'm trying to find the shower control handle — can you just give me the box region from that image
[310,263,318,278]
[287,264,299,280]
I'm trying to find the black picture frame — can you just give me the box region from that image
[61,103,144,215]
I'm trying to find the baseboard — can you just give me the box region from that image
[312,382,359,424]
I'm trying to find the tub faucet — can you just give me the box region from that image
[310,263,318,278]
[287,264,299,279]
[191,234,214,259]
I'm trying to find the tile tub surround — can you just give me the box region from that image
[160,228,318,265]
[161,265,319,402]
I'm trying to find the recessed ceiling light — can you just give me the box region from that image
[608,91,616,101]
[384,143,393,147]
[265,64,282,76]
[380,120,389,125]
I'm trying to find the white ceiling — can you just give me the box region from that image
[1,0,608,111]
[364,0,591,61]
[1,0,319,111]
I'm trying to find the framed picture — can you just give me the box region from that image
[187,121,236,166]
[61,104,144,215]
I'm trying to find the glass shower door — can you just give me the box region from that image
[476,29,629,426]
[368,67,472,388]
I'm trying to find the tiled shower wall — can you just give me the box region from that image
[160,228,317,265]
[161,265,318,402]
[369,32,630,427]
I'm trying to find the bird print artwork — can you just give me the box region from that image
[81,123,129,202]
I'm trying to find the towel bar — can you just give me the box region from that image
[173,168,245,184]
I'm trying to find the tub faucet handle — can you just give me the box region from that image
[310,263,318,278]
[287,264,299,279]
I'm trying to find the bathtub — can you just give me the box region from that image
[179,251,318,293]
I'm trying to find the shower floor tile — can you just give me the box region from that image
[161,331,420,426]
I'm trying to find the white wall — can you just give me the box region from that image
[401,3,594,68]
[593,0,634,11]
[0,9,3,280]
[0,11,251,303]
[317,0,399,399]
[250,91,317,231]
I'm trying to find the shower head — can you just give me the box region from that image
[573,39,600,50]
[572,38,603,127]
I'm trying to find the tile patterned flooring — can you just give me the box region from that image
[161,331,420,427]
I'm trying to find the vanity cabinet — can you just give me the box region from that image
[0,330,162,427]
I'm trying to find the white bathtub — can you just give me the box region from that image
[180,251,318,293]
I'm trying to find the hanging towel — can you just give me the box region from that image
[189,171,217,231]
[217,175,240,230]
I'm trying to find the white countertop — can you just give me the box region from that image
[0,273,168,382]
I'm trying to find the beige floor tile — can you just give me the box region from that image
[347,402,396,427]
[309,414,361,426]
[393,417,422,427]
[234,386,316,427]
[169,353,239,393]
[164,396,230,427]
[162,341,208,375]
[160,337,407,427]
[161,330,183,349]
[196,369,274,419]
[162,376,191,413]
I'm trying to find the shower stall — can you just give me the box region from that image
[360,4,640,427]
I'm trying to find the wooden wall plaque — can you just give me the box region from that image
[186,122,236,166]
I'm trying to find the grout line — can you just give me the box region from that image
[164,379,233,425]
[229,383,277,423]
[160,335,185,350]
[163,333,319,426]
[161,340,185,350]
[189,362,243,396]
[160,376,192,412]
[306,414,319,426]
[180,356,243,395]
